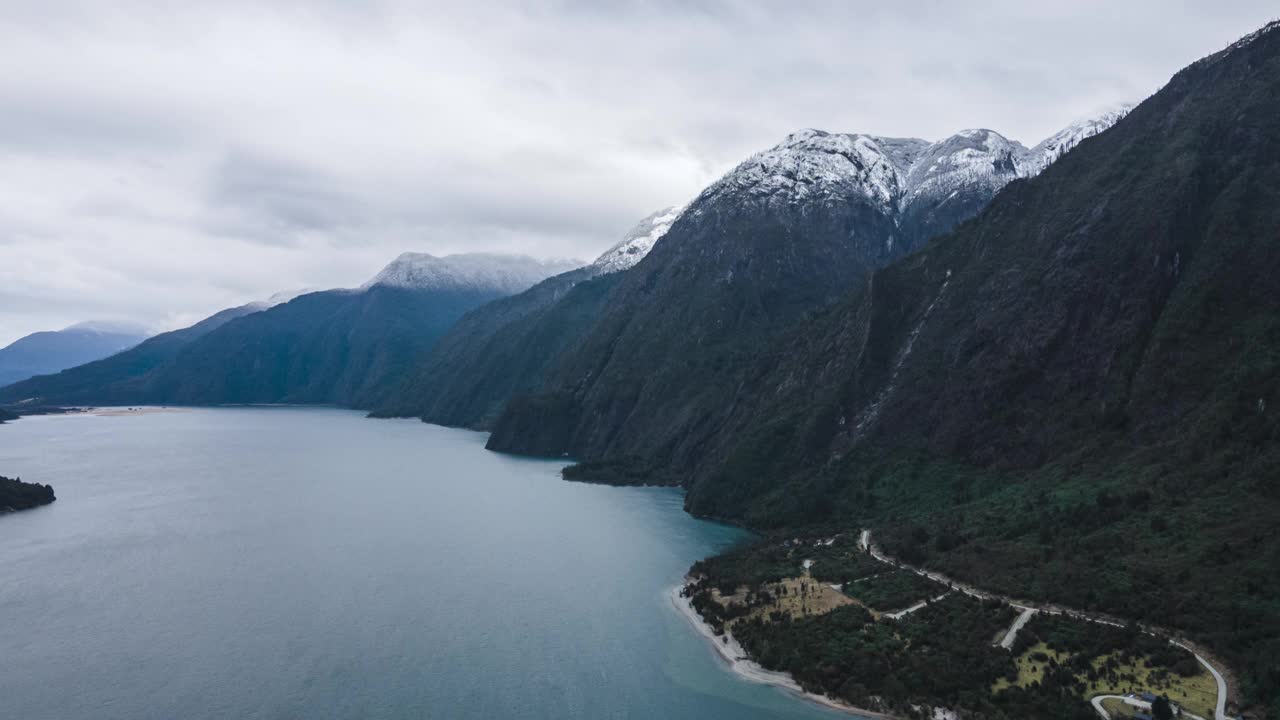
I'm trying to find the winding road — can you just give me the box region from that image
[856,530,1234,720]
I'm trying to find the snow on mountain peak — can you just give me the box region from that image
[1021,103,1134,176]
[702,128,916,214]
[591,206,685,274]
[362,252,583,294]
[692,105,1132,224]
[901,128,1027,211]
[242,287,317,312]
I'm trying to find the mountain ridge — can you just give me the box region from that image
[483,107,1131,471]
[374,209,684,426]
[0,252,573,407]
[0,324,149,388]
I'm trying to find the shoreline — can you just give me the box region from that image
[667,584,894,719]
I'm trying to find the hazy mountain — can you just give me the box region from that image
[0,304,262,405]
[362,252,580,294]
[376,209,682,427]
[0,254,578,407]
[0,322,149,387]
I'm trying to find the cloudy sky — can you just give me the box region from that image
[0,1,1275,345]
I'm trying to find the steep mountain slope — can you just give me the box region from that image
[486,113,1127,472]
[896,129,1027,252]
[682,22,1280,713]
[142,253,579,408]
[376,208,681,427]
[0,322,149,387]
[0,304,261,404]
[1,254,577,407]
[1021,103,1135,176]
[590,206,684,274]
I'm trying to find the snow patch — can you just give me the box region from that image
[691,106,1130,227]
[1021,103,1134,176]
[591,205,684,274]
[362,253,582,294]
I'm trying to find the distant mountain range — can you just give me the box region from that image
[0,322,150,388]
[0,254,578,407]
[2,108,1124,415]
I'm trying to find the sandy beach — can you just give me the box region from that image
[85,406,190,417]
[668,585,894,719]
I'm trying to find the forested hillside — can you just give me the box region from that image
[682,22,1280,715]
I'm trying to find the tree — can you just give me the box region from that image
[1152,695,1173,720]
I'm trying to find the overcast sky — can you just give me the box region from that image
[1,1,1275,345]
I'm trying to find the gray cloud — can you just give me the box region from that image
[0,0,1276,344]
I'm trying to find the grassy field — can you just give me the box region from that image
[713,576,856,623]
[1082,653,1217,719]
[991,642,1069,691]
[992,642,1217,719]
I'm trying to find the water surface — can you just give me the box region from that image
[0,407,842,719]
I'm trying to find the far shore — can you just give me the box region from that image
[84,406,189,417]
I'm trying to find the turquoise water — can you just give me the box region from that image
[0,407,844,720]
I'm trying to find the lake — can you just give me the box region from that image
[0,407,845,720]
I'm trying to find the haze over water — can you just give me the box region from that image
[0,407,843,720]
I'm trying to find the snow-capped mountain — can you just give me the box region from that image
[591,206,684,275]
[0,322,150,388]
[901,128,1026,210]
[483,106,1134,465]
[243,288,318,312]
[363,253,583,294]
[695,105,1130,244]
[696,129,918,216]
[1022,104,1134,176]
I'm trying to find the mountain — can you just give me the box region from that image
[675,21,1280,713]
[0,322,149,387]
[1020,103,1135,176]
[362,252,579,294]
[375,208,683,427]
[0,254,578,407]
[485,111,1128,473]
[590,206,684,274]
[0,304,263,405]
